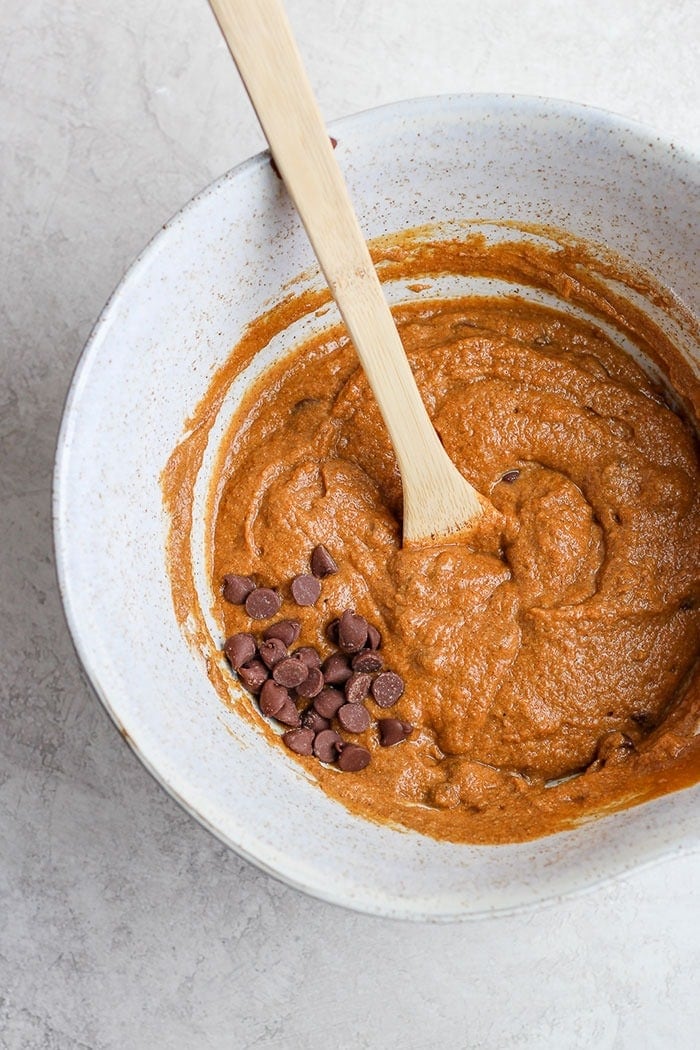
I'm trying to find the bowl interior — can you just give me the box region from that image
[54,95,700,920]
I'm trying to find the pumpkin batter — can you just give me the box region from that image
[164,228,700,844]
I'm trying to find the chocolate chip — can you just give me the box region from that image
[291,574,322,606]
[631,711,656,730]
[326,618,340,644]
[245,587,282,620]
[222,574,256,604]
[501,469,520,484]
[294,646,322,669]
[313,729,342,763]
[310,544,338,578]
[276,698,301,727]
[259,679,289,717]
[371,671,404,708]
[273,656,310,688]
[294,666,324,698]
[351,650,384,673]
[679,597,696,611]
[237,659,269,693]
[338,703,370,733]
[282,727,315,755]
[223,632,256,670]
[258,637,288,669]
[366,624,382,650]
[338,609,368,652]
[337,743,371,772]
[263,619,301,646]
[378,718,413,747]
[321,652,352,685]
[345,671,372,704]
[313,688,345,719]
[302,707,330,733]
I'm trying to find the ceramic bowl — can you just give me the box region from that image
[54,95,699,920]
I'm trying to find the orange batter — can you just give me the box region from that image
[164,228,700,843]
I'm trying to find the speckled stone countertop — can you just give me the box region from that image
[2,1,699,1047]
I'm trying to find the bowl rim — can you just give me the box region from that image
[53,92,700,921]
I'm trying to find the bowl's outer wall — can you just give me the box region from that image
[54,96,699,920]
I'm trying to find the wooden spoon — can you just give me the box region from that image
[207,0,486,543]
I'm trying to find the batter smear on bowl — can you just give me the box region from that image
[164,228,700,844]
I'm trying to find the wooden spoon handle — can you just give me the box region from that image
[207,0,483,540]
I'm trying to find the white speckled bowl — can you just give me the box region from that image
[54,95,699,920]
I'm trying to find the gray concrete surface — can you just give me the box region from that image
[1,1,699,1047]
